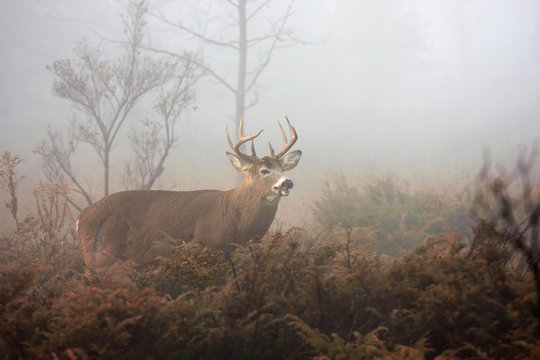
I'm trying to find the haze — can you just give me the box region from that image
[1,0,540,226]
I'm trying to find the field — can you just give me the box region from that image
[1,152,540,359]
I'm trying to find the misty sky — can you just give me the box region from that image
[1,0,540,223]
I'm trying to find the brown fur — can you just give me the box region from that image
[77,155,301,274]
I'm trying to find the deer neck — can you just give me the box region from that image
[226,178,280,239]
[229,178,281,211]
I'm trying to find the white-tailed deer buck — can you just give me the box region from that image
[76,117,301,274]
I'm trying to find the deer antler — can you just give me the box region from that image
[226,116,263,161]
[268,116,298,159]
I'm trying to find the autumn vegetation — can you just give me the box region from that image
[1,150,540,359]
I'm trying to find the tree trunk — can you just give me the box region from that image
[235,0,247,134]
[104,145,110,196]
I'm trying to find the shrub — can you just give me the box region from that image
[312,174,473,254]
[33,286,165,359]
[1,228,538,359]
[152,242,229,298]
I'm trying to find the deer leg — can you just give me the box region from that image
[94,215,129,269]
[77,217,105,277]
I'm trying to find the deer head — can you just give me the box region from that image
[225,116,302,203]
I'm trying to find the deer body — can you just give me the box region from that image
[77,118,301,274]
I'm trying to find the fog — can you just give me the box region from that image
[1,0,540,226]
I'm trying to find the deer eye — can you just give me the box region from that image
[260,169,270,175]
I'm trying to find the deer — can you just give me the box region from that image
[76,117,302,274]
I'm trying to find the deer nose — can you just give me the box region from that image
[280,179,293,190]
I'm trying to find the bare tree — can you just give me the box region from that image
[36,0,199,209]
[472,144,540,330]
[123,59,198,190]
[0,151,24,236]
[152,0,308,133]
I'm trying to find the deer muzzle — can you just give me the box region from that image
[281,179,293,190]
[274,178,294,196]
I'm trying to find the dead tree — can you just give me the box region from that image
[0,151,24,236]
[472,144,540,330]
[36,0,199,209]
[123,58,199,190]
[151,0,310,134]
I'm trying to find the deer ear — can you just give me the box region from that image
[281,150,302,171]
[226,152,253,173]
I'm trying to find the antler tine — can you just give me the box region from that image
[225,118,263,160]
[278,120,288,144]
[250,140,257,157]
[273,116,298,159]
[225,123,235,150]
[268,141,276,157]
[238,116,245,140]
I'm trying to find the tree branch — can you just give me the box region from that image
[246,0,272,22]
[244,1,295,93]
[138,44,237,94]
[153,12,239,50]
[226,0,239,9]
